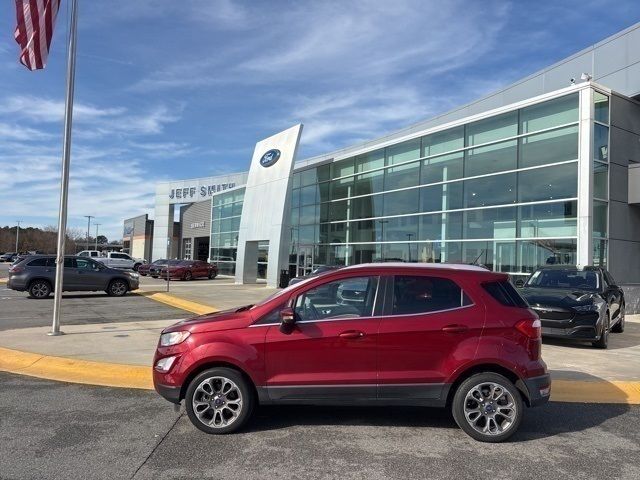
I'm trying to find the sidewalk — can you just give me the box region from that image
[1,282,639,404]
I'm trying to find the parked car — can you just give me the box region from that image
[288,265,341,286]
[138,259,166,276]
[158,260,218,281]
[6,255,139,298]
[153,263,549,442]
[516,266,625,348]
[0,252,18,263]
[77,250,146,271]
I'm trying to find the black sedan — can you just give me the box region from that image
[517,266,625,348]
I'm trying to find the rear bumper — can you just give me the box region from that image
[6,276,27,291]
[522,374,552,407]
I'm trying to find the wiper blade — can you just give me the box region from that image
[235,304,254,312]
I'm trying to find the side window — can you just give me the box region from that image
[63,258,75,268]
[91,251,99,257]
[392,275,471,315]
[255,306,283,325]
[78,252,88,257]
[76,258,96,270]
[28,258,49,267]
[294,276,379,322]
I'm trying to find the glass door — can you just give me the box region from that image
[297,245,314,277]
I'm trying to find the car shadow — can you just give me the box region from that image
[245,371,630,442]
[543,320,640,350]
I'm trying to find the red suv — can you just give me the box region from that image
[153,263,549,442]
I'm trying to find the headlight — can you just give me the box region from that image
[573,304,599,312]
[155,355,177,372]
[128,272,139,278]
[160,331,190,346]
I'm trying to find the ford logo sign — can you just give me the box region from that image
[259,149,281,167]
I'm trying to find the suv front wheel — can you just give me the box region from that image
[185,367,255,434]
[107,279,128,297]
[452,372,523,443]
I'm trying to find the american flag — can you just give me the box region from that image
[14,0,61,71]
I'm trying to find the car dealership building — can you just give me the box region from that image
[126,24,640,301]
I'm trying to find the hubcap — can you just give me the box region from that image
[33,283,48,297]
[463,382,517,436]
[192,376,243,428]
[112,282,126,295]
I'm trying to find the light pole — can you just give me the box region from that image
[94,223,101,250]
[15,220,21,253]
[406,233,414,262]
[84,215,94,251]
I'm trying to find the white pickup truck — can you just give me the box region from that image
[77,250,146,271]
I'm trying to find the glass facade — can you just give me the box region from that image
[210,188,245,275]
[593,90,610,268]
[289,93,581,275]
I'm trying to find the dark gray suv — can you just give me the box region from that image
[7,255,140,299]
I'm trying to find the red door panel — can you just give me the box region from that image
[264,319,379,400]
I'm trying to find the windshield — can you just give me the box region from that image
[525,269,600,291]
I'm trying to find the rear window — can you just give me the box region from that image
[483,281,528,308]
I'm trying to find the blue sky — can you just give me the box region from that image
[0,0,638,241]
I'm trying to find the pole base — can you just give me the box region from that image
[47,331,66,336]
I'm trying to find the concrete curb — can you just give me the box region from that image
[133,289,218,315]
[0,346,152,389]
[1,345,639,403]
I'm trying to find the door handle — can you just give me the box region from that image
[339,330,365,339]
[441,324,468,333]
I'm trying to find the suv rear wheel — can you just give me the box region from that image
[107,279,128,297]
[452,372,523,443]
[28,279,52,299]
[185,367,255,434]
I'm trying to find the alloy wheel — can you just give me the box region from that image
[110,281,127,296]
[463,381,518,436]
[192,376,243,429]
[30,281,50,298]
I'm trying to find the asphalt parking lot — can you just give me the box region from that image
[0,372,638,480]
[0,283,186,331]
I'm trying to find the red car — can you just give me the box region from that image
[153,263,549,442]
[159,260,218,281]
[137,259,166,277]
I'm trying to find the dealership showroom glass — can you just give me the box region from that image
[123,24,640,306]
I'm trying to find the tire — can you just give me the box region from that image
[133,263,141,272]
[208,270,217,280]
[139,272,147,277]
[592,313,610,348]
[611,304,625,333]
[183,271,193,281]
[28,279,52,299]
[185,367,255,434]
[107,279,128,297]
[452,372,523,443]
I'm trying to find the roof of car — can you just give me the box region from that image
[339,262,496,273]
[536,265,602,271]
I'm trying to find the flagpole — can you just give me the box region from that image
[49,0,79,336]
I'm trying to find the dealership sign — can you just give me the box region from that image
[168,182,236,200]
[190,221,206,229]
[259,149,281,168]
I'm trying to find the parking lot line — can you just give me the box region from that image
[133,290,218,315]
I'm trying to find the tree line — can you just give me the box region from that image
[0,225,114,254]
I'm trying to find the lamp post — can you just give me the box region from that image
[84,215,94,251]
[15,220,21,253]
[406,233,414,262]
[94,223,101,250]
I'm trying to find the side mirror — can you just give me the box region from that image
[279,307,296,334]
[514,279,525,288]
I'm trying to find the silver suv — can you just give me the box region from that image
[7,255,139,299]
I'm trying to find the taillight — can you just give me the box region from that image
[515,318,541,339]
[9,266,23,274]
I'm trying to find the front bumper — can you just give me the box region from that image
[522,374,551,407]
[155,382,181,404]
[540,312,601,340]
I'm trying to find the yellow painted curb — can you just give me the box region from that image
[0,278,7,285]
[0,346,152,390]
[134,289,218,316]
[551,379,640,404]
